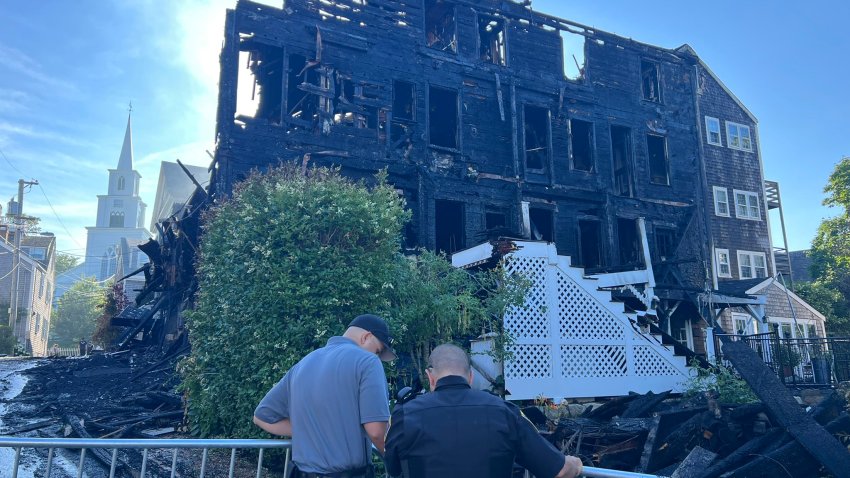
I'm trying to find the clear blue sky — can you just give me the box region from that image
[0,0,847,260]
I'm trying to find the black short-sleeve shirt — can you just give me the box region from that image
[384,375,564,478]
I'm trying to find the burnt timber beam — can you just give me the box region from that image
[719,338,850,477]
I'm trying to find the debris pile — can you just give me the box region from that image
[2,348,198,476]
[524,387,849,478]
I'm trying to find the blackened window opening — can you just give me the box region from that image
[425,0,456,53]
[617,218,641,266]
[611,126,634,197]
[524,105,550,171]
[393,81,415,121]
[429,86,458,149]
[529,208,554,242]
[647,134,669,185]
[570,119,594,172]
[333,76,356,126]
[287,54,318,127]
[655,227,676,261]
[641,60,660,102]
[478,15,506,66]
[578,220,602,268]
[435,199,465,254]
[237,43,283,123]
[486,208,507,230]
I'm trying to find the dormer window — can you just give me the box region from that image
[117,176,126,191]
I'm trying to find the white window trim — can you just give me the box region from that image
[725,121,753,152]
[733,189,761,221]
[737,250,768,279]
[715,248,732,278]
[713,186,730,217]
[731,312,754,335]
[705,116,722,146]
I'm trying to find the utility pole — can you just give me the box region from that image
[8,179,38,345]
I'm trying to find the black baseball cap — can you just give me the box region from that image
[349,314,396,362]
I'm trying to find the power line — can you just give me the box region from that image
[0,147,26,177]
[37,184,85,249]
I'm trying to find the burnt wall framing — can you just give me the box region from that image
[209,0,740,299]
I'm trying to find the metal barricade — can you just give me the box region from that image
[1,436,291,478]
[0,436,667,478]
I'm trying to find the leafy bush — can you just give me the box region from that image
[683,360,758,404]
[385,250,527,387]
[181,165,530,438]
[180,165,409,438]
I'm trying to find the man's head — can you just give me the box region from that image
[426,344,473,389]
[345,314,396,362]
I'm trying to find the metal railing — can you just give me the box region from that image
[0,436,669,478]
[714,333,850,387]
[1,436,291,478]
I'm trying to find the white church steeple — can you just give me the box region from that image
[84,108,151,281]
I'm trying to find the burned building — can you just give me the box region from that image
[207,0,776,351]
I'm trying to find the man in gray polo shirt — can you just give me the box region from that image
[254,314,396,478]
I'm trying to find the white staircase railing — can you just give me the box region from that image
[455,241,694,400]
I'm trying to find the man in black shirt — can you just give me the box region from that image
[384,344,582,478]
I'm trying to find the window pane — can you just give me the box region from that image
[719,202,728,215]
[720,264,730,275]
[755,255,766,267]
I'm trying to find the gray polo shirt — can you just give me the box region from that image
[255,336,390,473]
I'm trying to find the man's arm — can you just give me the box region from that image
[252,415,292,437]
[383,407,406,477]
[555,456,583,478]
[363,421,388,454]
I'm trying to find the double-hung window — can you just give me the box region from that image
[713,186,730,217]
[715,248,732,278]
[738,250,768,279]
[726,121,752,151]
[705,117,722,146]
[734,190,760,220]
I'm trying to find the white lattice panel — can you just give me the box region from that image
[561,345,627,377]
[504,256,549,339]
[505,344,552,379]
[633,346,681,377]
[557,270,625,340]
[493,242,692,399]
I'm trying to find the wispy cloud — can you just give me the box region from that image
[0,121,99,149]
[0,45,79,96]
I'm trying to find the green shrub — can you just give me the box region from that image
[683,360,758,404]
[180,165,409,438]
[181,164,529,438]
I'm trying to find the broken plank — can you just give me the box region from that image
[720,339,850,477]
[670,446,716,478]
[636,415,661,473]
[695,428,787,478]
[4,419,56,435]
[720,414,850,478]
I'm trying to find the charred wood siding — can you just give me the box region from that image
[210,0,767,295]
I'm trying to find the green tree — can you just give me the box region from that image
[800,156,850,335]
[50,278,105,347]
[55,253,80,276]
